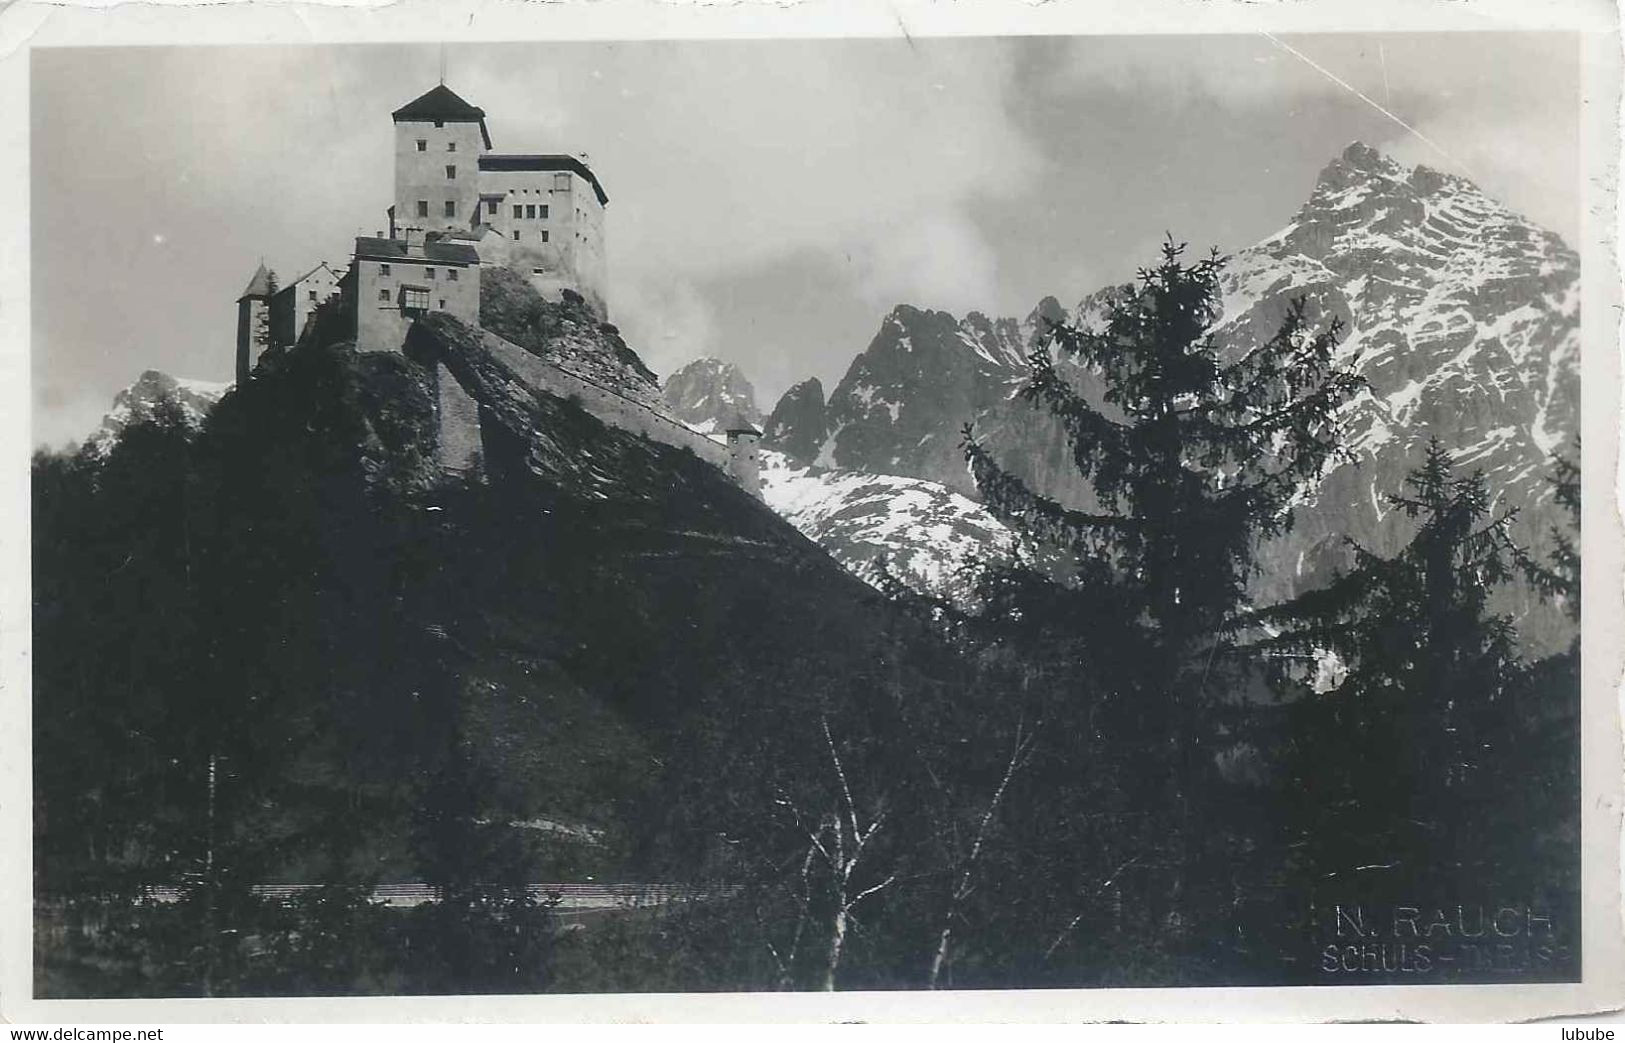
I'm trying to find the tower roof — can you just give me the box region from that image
[724,413,762,437]
[392,85,493,149]
[237,262,274,301]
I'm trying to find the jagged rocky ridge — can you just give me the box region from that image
[765,142,1579,649]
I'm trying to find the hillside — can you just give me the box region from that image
[35,279,935,906]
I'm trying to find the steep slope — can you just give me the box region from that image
[63,302,933,891]
[86,370,232,453]
[770,142,1578,648]
[662,358,762,434]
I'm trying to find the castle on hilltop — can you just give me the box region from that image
[233,84,763,497]
[236,84,610,379]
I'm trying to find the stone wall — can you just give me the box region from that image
[474,329,728,470]
[407,316,737,482]
[434,360,484,472]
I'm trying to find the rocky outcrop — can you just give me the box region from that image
[480,266,663,410]
[662,358,762,433]
[761,377,828,463]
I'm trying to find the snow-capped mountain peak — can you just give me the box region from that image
[86,370,232,453]
[763,141,1579,649]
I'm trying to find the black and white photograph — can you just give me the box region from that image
[4,0,1622,1023]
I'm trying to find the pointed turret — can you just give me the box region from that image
[238,262,275,302]
[724,412,763,438]
[235,262,275,383]
[724,412,763,497]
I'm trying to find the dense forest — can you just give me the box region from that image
[33,246,1579,995]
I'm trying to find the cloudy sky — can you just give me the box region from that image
[31,33,1579,447]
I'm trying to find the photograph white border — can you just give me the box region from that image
[0,0,1618,1024]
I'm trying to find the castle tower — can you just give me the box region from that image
[235,262,275,384]
[725,415,763,498]
[392,85,492,235]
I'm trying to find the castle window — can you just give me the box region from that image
[539,205,549,219]
[540,230,549,243]
[425,268,436,280]
[486,200,497,216]
[447,142,457,152]
[308,289,317,301]
[379,264,391,276]
[525,205,536,219]
[416,139,426,152]
[512,231,520,241]
[417,201,429,218]
[513,205,523,219]
[444,200,456,217]
[434,120,444,128]
[445,165,456,180]
[447,269,459,282]
[378,288,390,302]
[439,299,447,309]
[402,287,429,312]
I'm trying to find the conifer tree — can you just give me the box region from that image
[1536,436,1580,627]
[1263,439,1546,905]
[961,237,1361,951]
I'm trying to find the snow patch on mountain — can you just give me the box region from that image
[760,449,1016,601]
[87,371,232,453]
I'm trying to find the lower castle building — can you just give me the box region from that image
[353,233,481,355]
